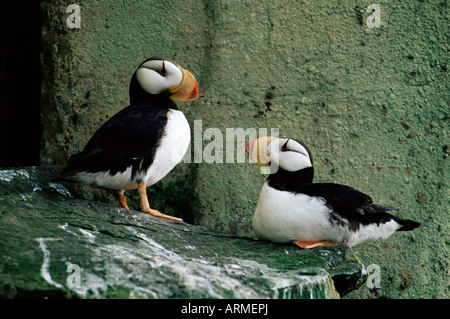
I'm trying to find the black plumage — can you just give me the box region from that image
[54,97,174,184]
[267,161,420,233]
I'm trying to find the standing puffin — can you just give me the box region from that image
[54,57,199,222]
[245,136,420,248]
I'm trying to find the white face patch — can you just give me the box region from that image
[267,138,313,172]
[136,60,183,94]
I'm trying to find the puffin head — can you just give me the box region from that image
[132,57,199,102]
[245,136,314,172]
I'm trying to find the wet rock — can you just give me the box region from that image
[0,166,364,299]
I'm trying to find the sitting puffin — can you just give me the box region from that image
[245,136,420,248]
[54,57,199,222]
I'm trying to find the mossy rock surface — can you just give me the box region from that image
[0,166,364,299]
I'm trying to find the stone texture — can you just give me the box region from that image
[0,166,364,299]
[37,0,449,298]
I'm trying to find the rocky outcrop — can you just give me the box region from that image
[0,166,364,299]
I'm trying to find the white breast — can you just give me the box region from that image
[143,109,191,186]
[69,109,190,191]
[252,182,348,243]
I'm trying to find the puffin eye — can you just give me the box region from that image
[159,61,167,76]
[281,139,289,151]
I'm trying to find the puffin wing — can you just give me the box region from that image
[55,105,168,180]
[296,183,418,231]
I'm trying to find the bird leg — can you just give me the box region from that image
[117,192,130,210]
[137,182,183,222]
[293,240,344,249]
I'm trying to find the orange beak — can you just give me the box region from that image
[169,68,199,101]
[245,136,277,166]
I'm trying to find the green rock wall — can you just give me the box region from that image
[40,1,448,298]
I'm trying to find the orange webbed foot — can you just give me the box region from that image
[293,240,344,249]
[141,207,183,222]
[137,182,183,222]
[117,193,130,210]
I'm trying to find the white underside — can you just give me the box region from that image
[73,109,190,191]
[252,182,402,247]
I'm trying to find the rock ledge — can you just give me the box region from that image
[0,167,365,299]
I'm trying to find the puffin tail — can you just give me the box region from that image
[52,170,74,183]
[52,151,89,182]
[395,217,421,231]
[52,167,83,183]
